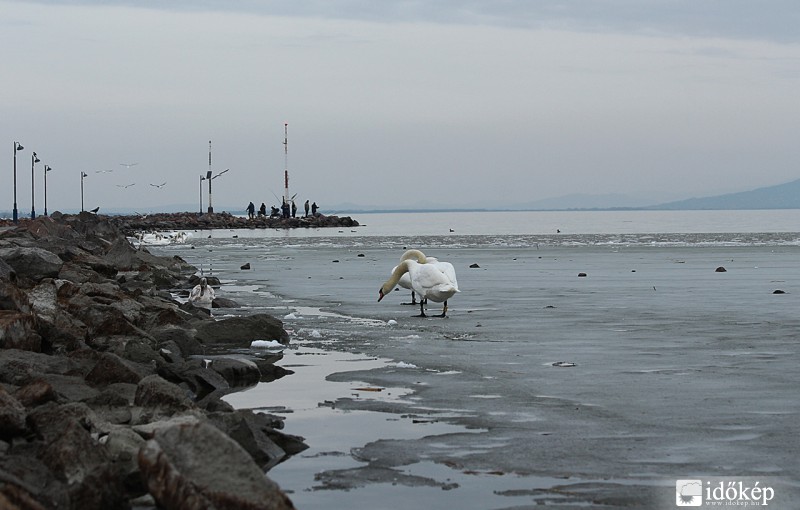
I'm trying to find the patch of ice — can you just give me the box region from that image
[250,340,284,349]
[309,329,322,338]
[387,319,398,326]
[393,361,418,369]
[284,313,298,320]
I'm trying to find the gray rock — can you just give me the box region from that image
[206,410,292,470]
[209,357,261,388]
[194,313,290,346]
[212,296,241,309]
[0,246,63,282]
[85,352,150,386]
[0,311,42,351]
[138,420,296,510]
[134,374,196,413]
[0,387,27,439]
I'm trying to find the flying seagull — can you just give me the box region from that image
[116,183,136,188]
[95,169,113,174]
[150,182,167,189]
[119,162,139,168]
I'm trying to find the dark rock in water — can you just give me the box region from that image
[206,410,298,470]
[773,289,786,294]
[241,262,251,270]
[578,272,588,277]
[194,313,290,346]
[212,297,241,309]
[715,266,727,272]
[138,421,295,510]
[357,253,365,257]
[208,357,261,388]
[469,263,480,268]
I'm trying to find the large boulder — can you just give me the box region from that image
[0,247,63,282]
[138,420,295,510]
[194,314,290,346]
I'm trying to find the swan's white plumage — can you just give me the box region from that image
[379,257,459,317]
[188,277,215,309]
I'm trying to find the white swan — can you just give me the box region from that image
[393,249,428,305]
[379,258,459,317]
[188,277,216,309]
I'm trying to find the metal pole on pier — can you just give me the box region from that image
[207,140,213,214]
[283,123,289,203]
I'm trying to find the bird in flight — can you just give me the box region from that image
[96,169,113,174]
[116,183,136,188]
[119,162,138,168]
[150,182,167,188]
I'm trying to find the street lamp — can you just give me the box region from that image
[207,168,229,214]
[12,141,23,223]
[80,172,88,212]
[44,165,53,216]
[31,152,40,219]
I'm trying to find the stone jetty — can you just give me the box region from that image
[96,211,359,236]
[0,212,305,509]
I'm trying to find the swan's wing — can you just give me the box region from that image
[409,263,453,299]
[437,261,459,290]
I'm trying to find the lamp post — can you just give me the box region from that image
[31,152,40,219]
[43,165,52,216]
[12,141,23,223]
[207,168,229,214]
[80,172,87,212]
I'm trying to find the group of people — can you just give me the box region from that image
[246,199,319,219]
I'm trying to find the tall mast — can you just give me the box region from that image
[283,123,289,202]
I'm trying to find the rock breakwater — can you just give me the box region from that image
[0,213,305,509]
[92,211,358,235]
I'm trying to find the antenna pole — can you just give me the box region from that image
[283,123,289,203]
[207,140,214,214]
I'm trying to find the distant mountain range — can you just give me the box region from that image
[644,178,800,210]
[329,178,800,212]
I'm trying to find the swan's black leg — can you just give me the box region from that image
[402,291,417,306]
[413,301,427,317]
[435,301,448,318]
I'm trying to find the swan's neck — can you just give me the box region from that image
[400,249,427,264]
[382,260,411,295]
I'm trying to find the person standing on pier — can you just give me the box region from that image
[304,199,310,217]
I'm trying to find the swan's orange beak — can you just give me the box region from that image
[378,289,385,302]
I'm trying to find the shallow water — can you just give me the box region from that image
[154,210,800,509]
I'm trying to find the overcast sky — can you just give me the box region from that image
[2,1,799,213]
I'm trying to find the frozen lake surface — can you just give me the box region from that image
[154,210,800,509]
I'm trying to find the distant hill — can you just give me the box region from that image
[648,178,800,210]
[504,193,661,210]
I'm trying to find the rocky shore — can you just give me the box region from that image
[0,212,307,509]
[93,211,360,236]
